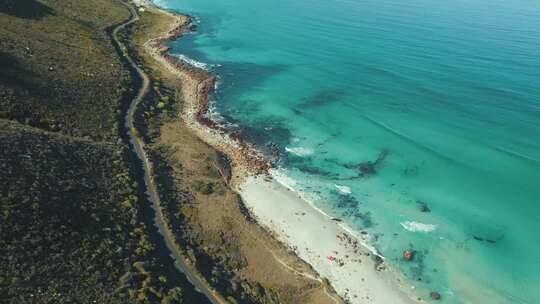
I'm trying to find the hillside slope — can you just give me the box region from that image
[0,1,202,303]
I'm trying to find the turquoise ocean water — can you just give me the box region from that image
[157,0,540,302]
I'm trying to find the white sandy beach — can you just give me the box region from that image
[239,174,420,304]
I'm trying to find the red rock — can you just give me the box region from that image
[403,250,414,261]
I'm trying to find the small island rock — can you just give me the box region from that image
[403,250,414,261]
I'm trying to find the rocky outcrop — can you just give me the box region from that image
[430,291,441,300]
[403,250,414,261]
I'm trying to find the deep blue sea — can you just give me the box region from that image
[157,0,540,302]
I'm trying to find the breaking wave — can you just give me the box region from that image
[173,53,220,71]
[400,221,437,232]
[334,184,352,194]
[285,146,314,157]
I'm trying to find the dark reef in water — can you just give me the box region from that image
[334,192,373,228]
[330,148,390,180]
[349,210,373,228]
[297,164,336,177]
[472,234,503,244]
[317,148,391,181]
[417,200,431,213]
[295,88,347,109]
[336,194,360,209]
[357,149,389,177]
[469,225,505,245]
[403,164,420,176]
[335,195,374,228]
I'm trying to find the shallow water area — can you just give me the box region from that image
[157,0,540,302]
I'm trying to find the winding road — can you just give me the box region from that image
[111,3,224,304]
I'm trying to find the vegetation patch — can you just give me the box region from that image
[0,120,185,303]
[0,1,203,302]
[0,0,131,141]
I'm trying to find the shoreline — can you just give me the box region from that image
[139,2,422,303]
[140,8,271,185]
[241,175,420,304]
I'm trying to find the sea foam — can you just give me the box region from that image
[335,184,352,194]
[173,53,218,71]
[285,146,314,157]
[400,221,437,233]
